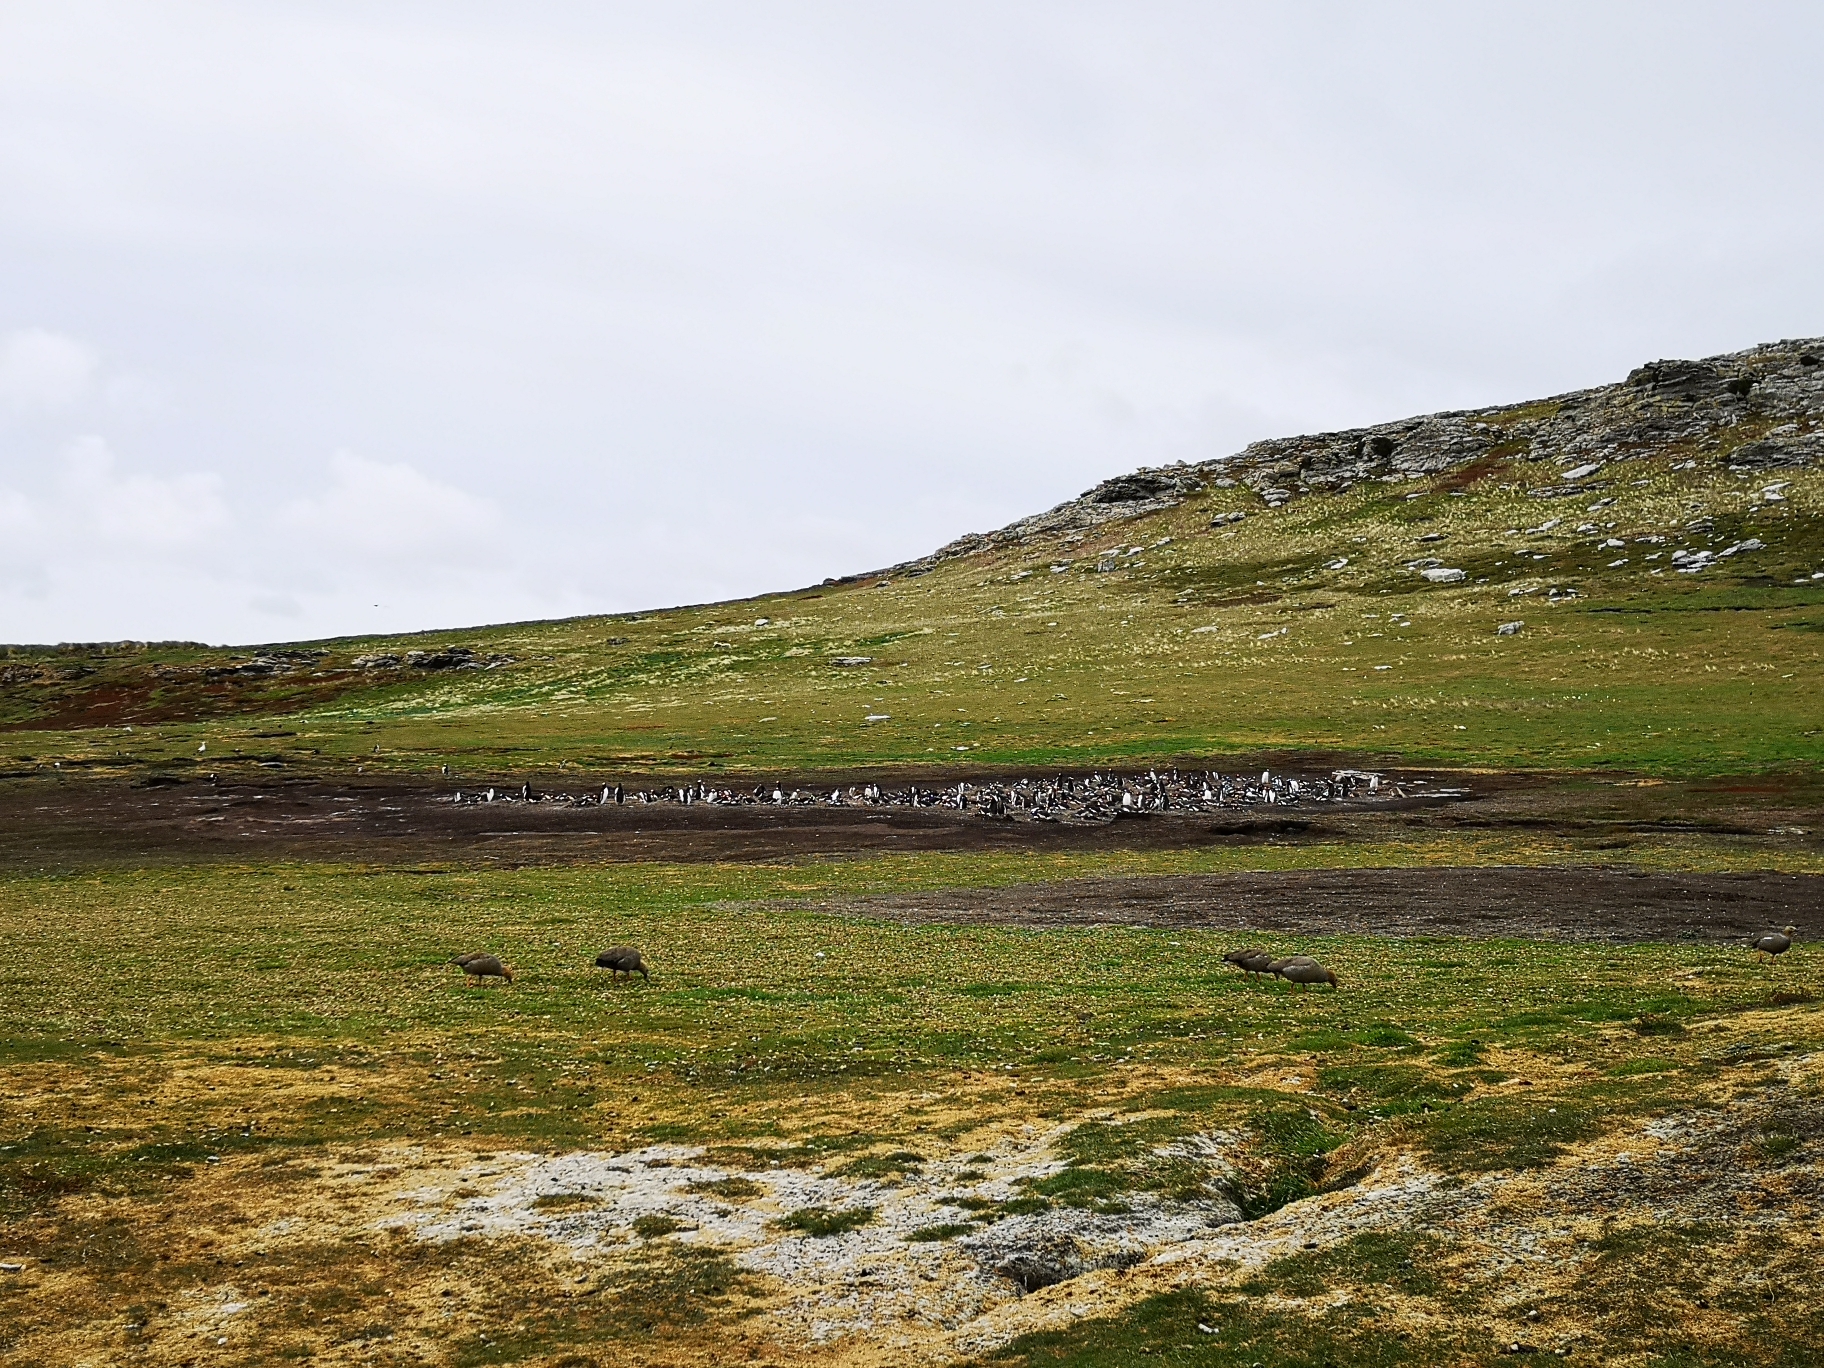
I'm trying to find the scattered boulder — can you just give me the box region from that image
[963,1195,1238,1295]
[1728,433,1824,469]
[1496,621,1524,636]
[1421,567,1467,583]
[407,647,477,670]
[1088,469,1204,504]
[1625,358,1722,399]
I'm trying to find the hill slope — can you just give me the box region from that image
[5,337,1822,778]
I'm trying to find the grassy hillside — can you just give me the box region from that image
[4,347,1822,779]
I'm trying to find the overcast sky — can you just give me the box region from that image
[3,3,1821,645]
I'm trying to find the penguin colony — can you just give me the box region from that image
[448,766,1401,822]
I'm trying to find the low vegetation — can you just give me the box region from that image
[3,445,1820,780]
[2,854,1818,1363]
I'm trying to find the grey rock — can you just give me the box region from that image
[963,1197,1237,1294]
[1497,621,1524,636]
[1728,433,1824,469]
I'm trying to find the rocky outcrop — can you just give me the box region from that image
[350,646,513,672]
[899,465,1209,573]
[880,337,1824,574]
[1221,337,1824,504]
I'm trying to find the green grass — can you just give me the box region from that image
[972,1286,1465,1367]
[4,451,1822,778]
[905,1221,977,1242]
[1240,1230,1451,1299]
[6,851,1814,1228]
[979,1221,1824,1366]
[4,850,1821,1365]
[771,1205,876,1237]
[832,1148,924,1177]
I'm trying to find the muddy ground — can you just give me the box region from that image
[797,866,1824,945]
[2,762,1819,874]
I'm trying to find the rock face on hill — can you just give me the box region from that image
[894,336,1824,573]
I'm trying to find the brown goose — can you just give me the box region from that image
[1751,926,1798,963]
[595,946,652,983]
[1223,947,1275,979]
[454,953,514,986]
[1278,959,1340,990]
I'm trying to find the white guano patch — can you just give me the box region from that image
[378,1126,1244,1354]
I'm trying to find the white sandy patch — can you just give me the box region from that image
[377,1124,1246,1355]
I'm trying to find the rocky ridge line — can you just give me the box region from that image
[880,336,1824,575]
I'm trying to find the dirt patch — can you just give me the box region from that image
[1,764,1819,872]
[800,867,1824,944]
[0,766,1465,871]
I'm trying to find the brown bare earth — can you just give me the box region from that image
[797,866,1824,945]
[2,762,1819,873]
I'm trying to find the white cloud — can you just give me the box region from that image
[279,451,497,560]
[0,487,41,588]
[248,591,302,618]
[56,435,230,550]
[0,328,98,410]
[1,437,229,566]
[3,7,1824,642]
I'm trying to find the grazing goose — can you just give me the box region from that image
[455,953,513,986]
[1223,947,1275,979]
[1278,959,1340,990]
[1751,926,1798,963]
[595,946,652,983]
